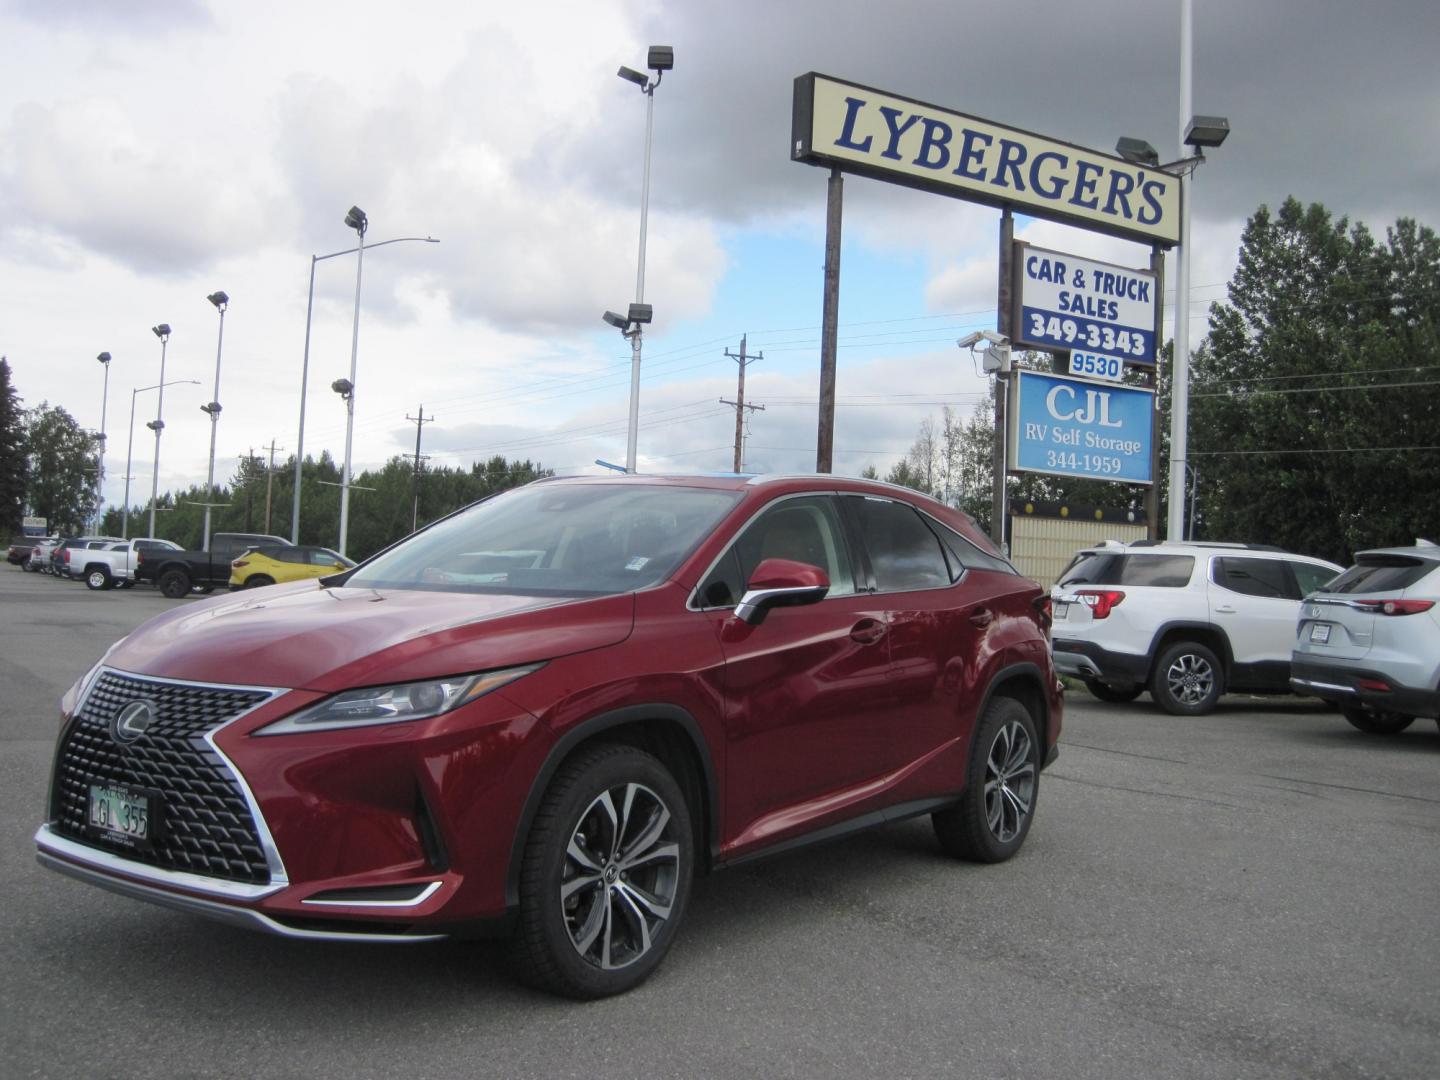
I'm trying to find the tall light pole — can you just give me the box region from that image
[147,325,171,539]
[95,351,111,530]
[291,235,438,544]
[337,205,367,558]
[123,379,199,540]
[615,45,673,473]
[201,291,229,551]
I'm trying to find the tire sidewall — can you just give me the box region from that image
[85,568,110,590]
[964,697,1040,862]
[158,569,190,599]
[518,745,693,999]
[1151,641,1223,716]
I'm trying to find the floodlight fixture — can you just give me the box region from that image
[207,290,229,310]
[152,324,171,340]
[627,303,653,325]
[1115,137,1160,167]
[344,205,368,235]
[602,310,629,330]
[617,65,648,88]
[1184,115,1230,150]
[146,419,165,432]
[647,46,674,72]
[331,377,353,399]
[97,351,112,365]
[200,401,222,415]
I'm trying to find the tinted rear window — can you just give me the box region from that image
[1326,555,1437,594]
[1059,552,1194,588]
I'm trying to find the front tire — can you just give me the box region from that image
[85,567,112,591]
[158,568,191,599]
[933,696,1039,863]
[1151,641,1223,715]
[513,744,693,999]
[245,575,275,589]
[1341,706,1415,735]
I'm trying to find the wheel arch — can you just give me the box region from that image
[1147,621,1232,679]
[505,704,719,910]
[975,661,1053,758]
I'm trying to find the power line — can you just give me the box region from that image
[1192,379,1440,399]
[1190,445,1440,457]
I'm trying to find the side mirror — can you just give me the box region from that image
[734,558,830,626]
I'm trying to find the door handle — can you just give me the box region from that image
[969,607,994,628]
[1213,605,1236,613]
[849,619,886,644]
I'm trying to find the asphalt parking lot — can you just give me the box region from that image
[2,567,1437,1080]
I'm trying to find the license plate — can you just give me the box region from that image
[88,784,156,849]
[1053,602,1070,620]
[1310,623,1331,644]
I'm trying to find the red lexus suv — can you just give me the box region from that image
[36,474,1062,998]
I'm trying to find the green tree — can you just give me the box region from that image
[0,357,26,536]
[24,403,97,535]
[1193,197,1440,561]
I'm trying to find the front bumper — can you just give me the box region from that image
[1290,658,1440,718]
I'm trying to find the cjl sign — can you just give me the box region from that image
[1008,370,1154,484]
[1014,244,1158,366]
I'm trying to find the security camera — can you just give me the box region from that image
[956,330,1009,350]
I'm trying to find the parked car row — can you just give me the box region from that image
[1050,537,1439,733]
[10,531,352,593]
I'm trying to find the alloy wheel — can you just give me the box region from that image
[561,782,680,971]
[984,720,1035,843]
[1165,653,1215,708]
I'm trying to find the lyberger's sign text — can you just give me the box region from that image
[792,73,1179,247]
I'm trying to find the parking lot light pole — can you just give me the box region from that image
[146,325,171,539]
[292,233,437,545]
[616,46,673,472]
[336,206,367,559]
[201,292,229,551]
[95,352,111,530]
[123,378,198,540]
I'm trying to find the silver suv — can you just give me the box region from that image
[1290,541,1440,733]
[1052,541,1342,715]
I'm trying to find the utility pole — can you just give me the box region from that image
[721,336,765,473]
[263,439,284,535]
[406,405,434,532]
[243,448,255,531]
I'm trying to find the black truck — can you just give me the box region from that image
[136,532,292,598]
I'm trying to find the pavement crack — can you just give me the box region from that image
[1048,771,1248,810]
[1061,740,1189,765]
[1257,774,1440,805]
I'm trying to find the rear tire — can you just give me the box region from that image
[85,567,112,591]
[933,696,1039,863]
[245,575,275,589]
[1151,641,1223,716]
[512,743,693,999]
[1341,706,1415,735]
[158,568,191,599]
[1083,679,1143,704]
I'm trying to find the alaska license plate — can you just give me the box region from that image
[1310,623,1331,644]
[88,783,156,848]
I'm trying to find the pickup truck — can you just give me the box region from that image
[137,532,293,598]
[75,538,183,590]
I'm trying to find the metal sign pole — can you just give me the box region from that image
[991,208,1014,546]
[1146,246,1165,539]
[816,168,843,473]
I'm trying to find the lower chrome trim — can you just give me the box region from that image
[1291,677,1357,695]
[302,881,443,908]
[35,825,282,900]
[36,848,446,944]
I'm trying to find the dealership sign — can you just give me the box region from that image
[792,73,1180,247]
[1014,244,1159,366]
[1008,370,1154,484]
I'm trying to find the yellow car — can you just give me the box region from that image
[230,545,355,589]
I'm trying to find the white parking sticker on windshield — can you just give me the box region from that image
[626,556,650,571]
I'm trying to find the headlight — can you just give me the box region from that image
[256,663,544,736]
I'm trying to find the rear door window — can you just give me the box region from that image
[846,497,950,592]
[1213,556,1297,600]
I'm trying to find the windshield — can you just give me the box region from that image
[345,483,740,596]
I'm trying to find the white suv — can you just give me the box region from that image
[1051,541,1342,715]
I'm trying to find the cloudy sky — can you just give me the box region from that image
[4,0,1437,522]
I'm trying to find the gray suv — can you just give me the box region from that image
[1291,541,1440,733]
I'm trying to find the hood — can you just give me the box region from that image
[106,582,635,691]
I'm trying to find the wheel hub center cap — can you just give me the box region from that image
[604,864,619,885]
